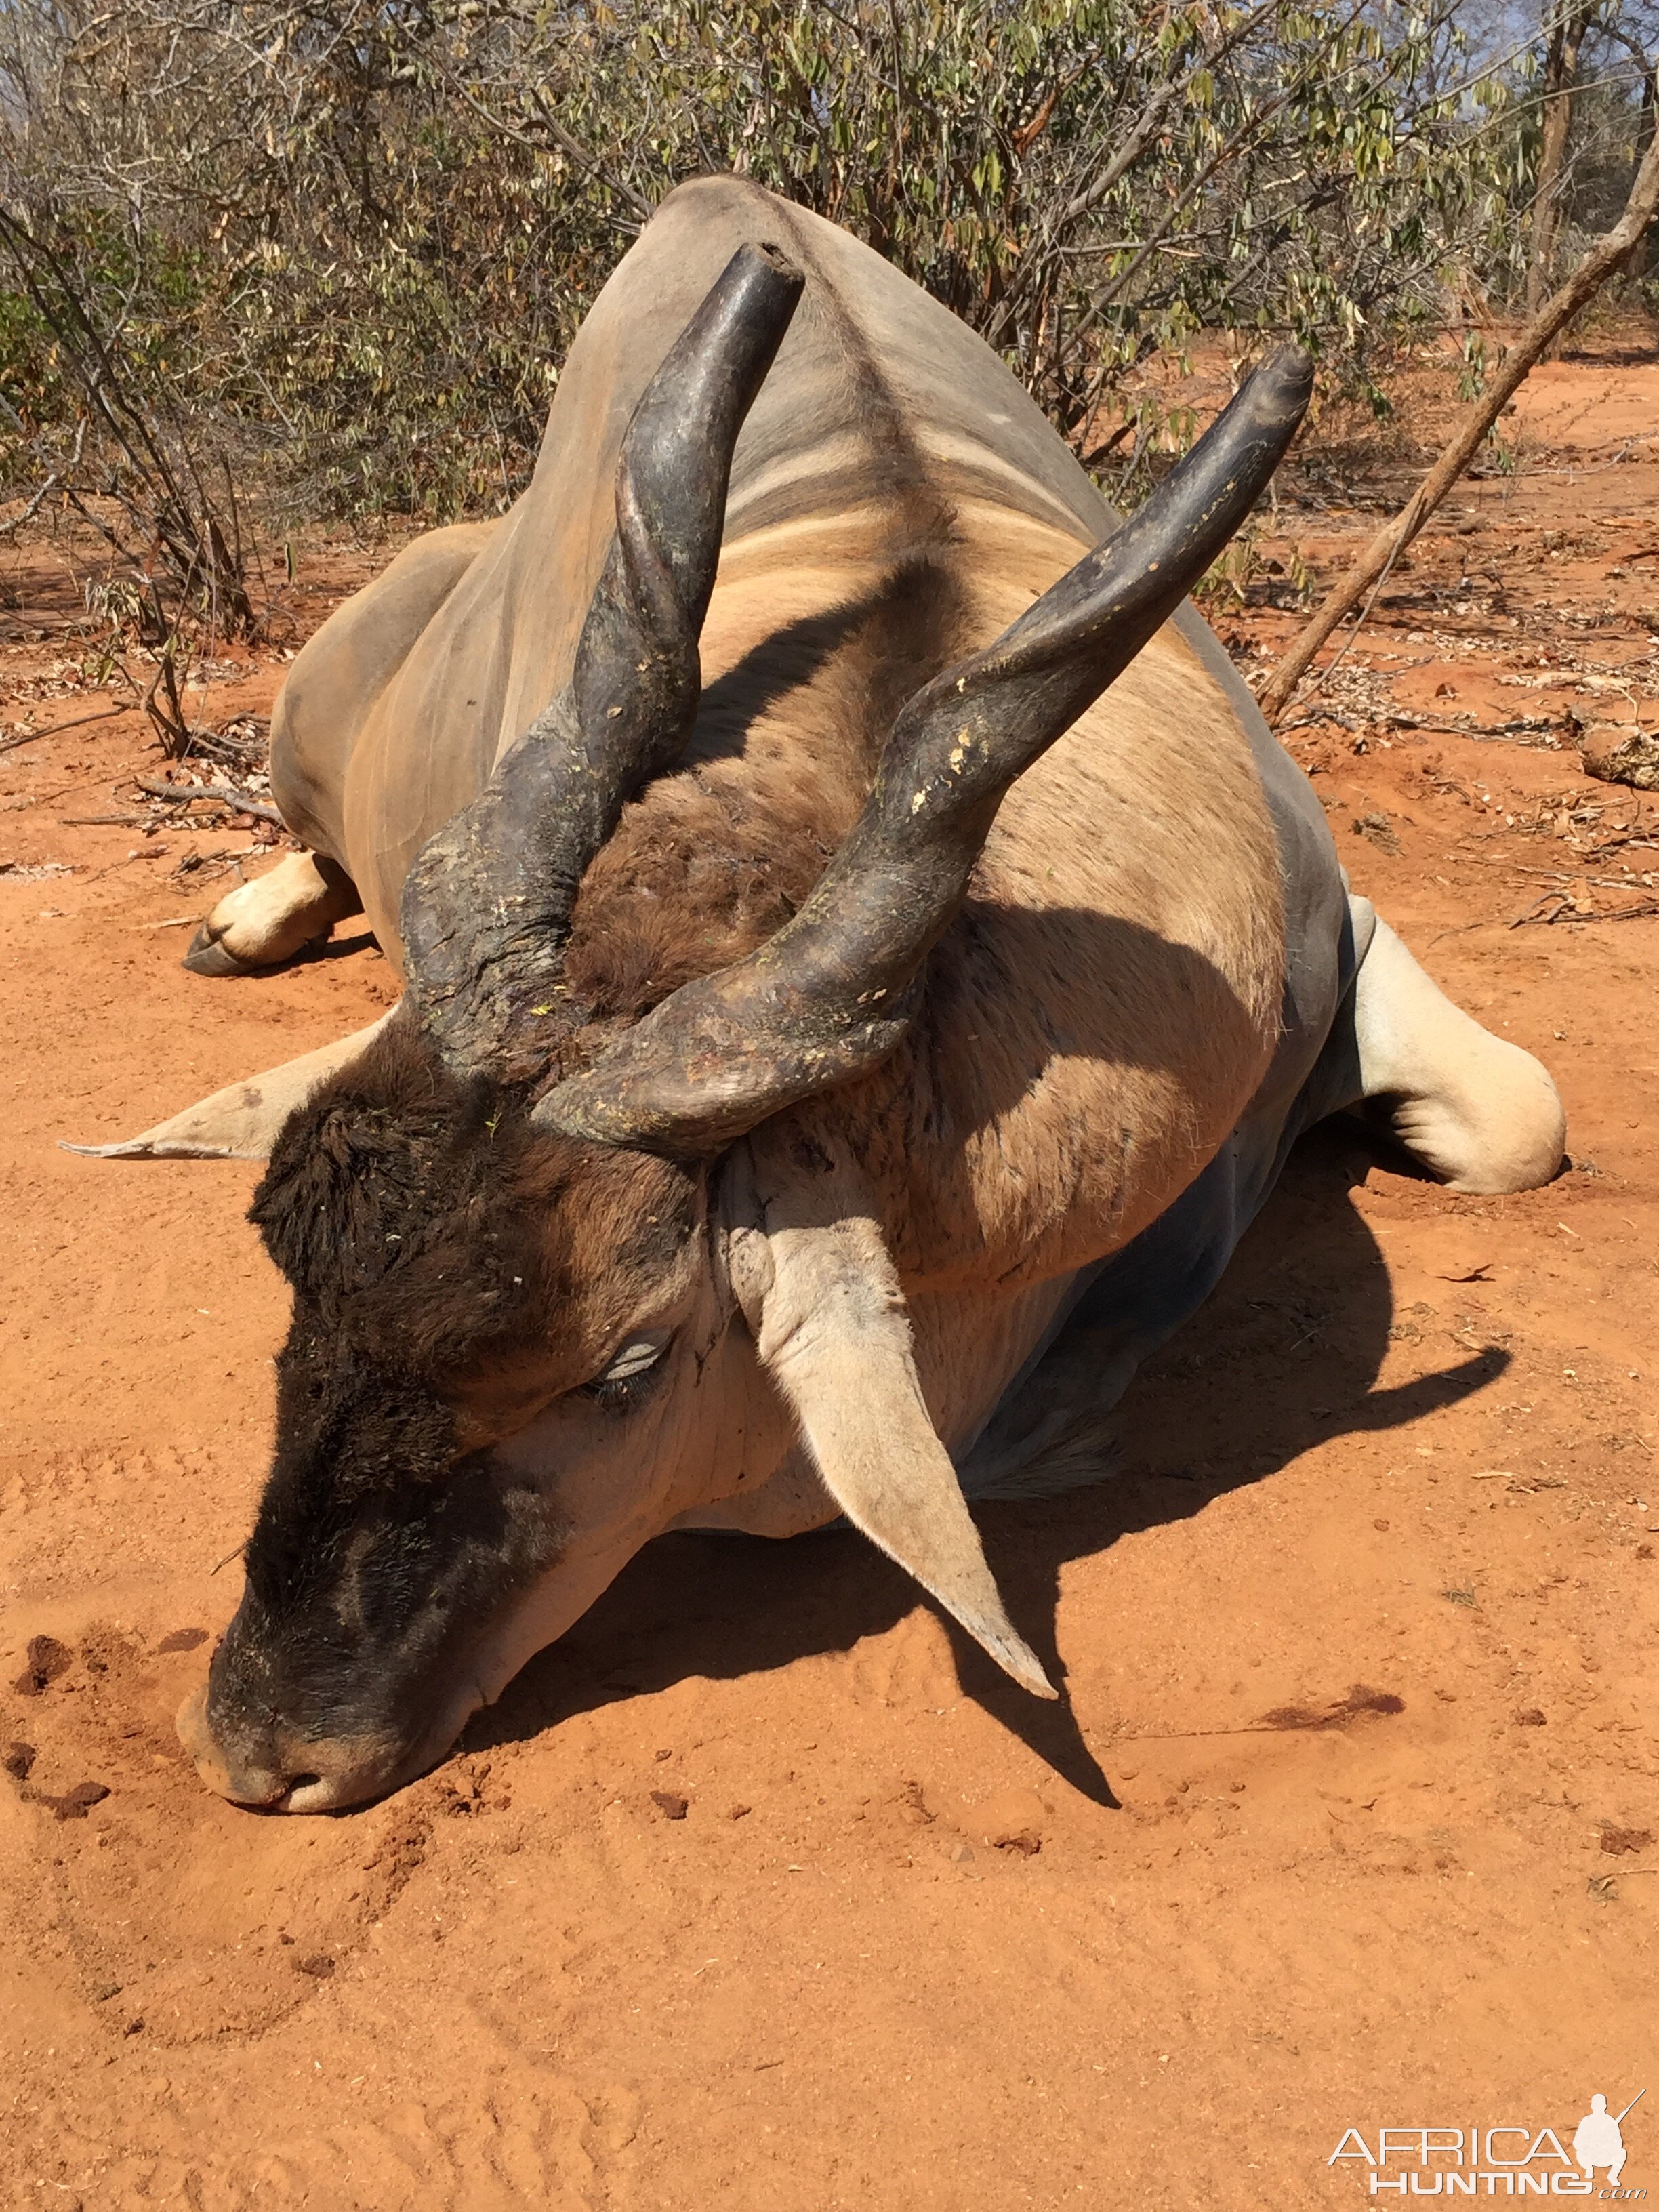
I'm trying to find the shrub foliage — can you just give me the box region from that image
[0,1,1652,562]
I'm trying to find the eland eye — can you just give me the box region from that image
[579,1328,674,1408]
[601,1330,672,1382]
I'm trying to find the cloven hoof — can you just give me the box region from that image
[182,924,258,978]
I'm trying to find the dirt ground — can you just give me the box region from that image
[1,344,1656,2211]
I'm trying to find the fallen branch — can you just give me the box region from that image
[1258,85,1659,726]
[1511,890,1659,926]
[133,775,283,826]
[0,703,129,754]
[1281,711,1563,743]
[1460,855,1659,888]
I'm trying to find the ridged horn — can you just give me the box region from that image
[534,343,1314,1151]
[401,241,805,1073]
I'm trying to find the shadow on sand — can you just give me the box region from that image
[466,1122,1504,1808]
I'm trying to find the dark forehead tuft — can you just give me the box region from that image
[248,1009,701,1381]
[250,1012,541,1314]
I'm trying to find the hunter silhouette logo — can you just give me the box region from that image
[1576,2096,1642,2190]
[1329,2089,1645,2196]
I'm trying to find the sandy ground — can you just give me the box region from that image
[1,346,1656,2211]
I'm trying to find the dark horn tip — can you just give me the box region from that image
[752,239,804,287]
[1255,342,1315,409]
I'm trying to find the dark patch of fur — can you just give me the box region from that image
[252,1013,690,1385]
[558,546,975,1031]
[251,1351,461,1610]
[243,1010,699,1629]
[253,1017,495,1311]
[245,1019,546,1606]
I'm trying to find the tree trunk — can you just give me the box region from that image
[1256,85,1659,730]
[1527,3,1592,316]
[1634,68,1657,281]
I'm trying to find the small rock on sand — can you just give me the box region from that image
[974,1786,1049,1854]
[49,1781,110,1822]
[13,1635,73,1696]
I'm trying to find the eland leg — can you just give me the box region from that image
[1342,895,1565,1194]
[182,851,364,977]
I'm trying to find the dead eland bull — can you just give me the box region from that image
[74,179,1564,1812]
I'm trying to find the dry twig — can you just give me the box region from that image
[0,704,129,755]
[133,776,283,826]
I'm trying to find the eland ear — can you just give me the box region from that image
[60,1009,398,1161]
[731,1141,1057,1700]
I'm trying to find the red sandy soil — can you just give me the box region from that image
[1,348,1656,2211]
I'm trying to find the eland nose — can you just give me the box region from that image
[174,1681,409,1811]
[174,1683,323,1809]
[220,1763,319,1810]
